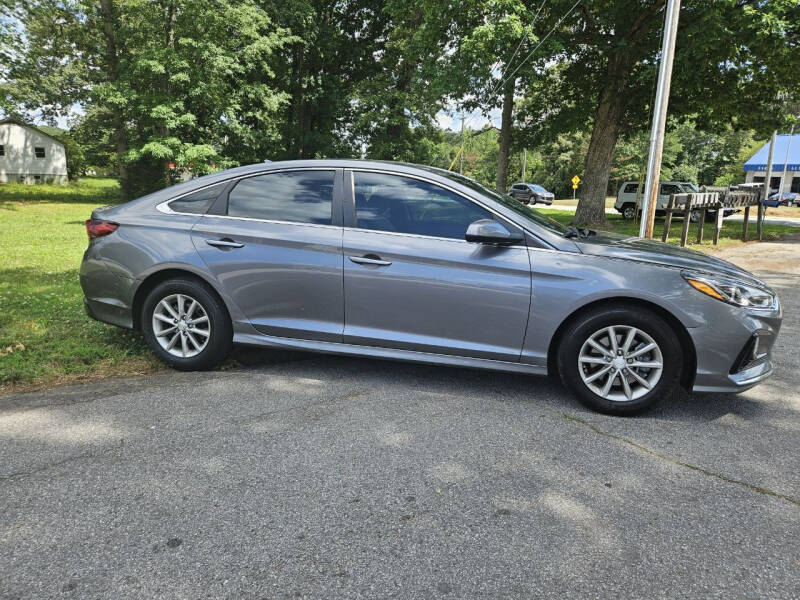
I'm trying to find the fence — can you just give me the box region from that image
[660,187,763,247]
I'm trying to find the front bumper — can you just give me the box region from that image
[690,304,781,393]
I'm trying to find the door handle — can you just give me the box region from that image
[348,255,392,266]
[206,238,244,249]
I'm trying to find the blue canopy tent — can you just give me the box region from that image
[744,133,800,194]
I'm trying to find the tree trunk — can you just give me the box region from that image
[574,54,631,225]
[99,0,129,200]
[496,78,514,193]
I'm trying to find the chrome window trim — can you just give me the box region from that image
[347,167,555,249]
[199,213,341,231]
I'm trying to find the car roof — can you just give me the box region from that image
[120,159,579,253]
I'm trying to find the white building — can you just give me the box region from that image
[743,133,800,195]
[0,118,68,184]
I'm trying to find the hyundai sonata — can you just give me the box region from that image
[80,160,781,415]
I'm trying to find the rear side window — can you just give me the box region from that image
[227,170,334,225]
[623,183,639,194]
[168,182,225,214]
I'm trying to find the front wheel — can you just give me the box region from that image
[557,306,682,415]
[621,204,636,220]
[141,278,232,371]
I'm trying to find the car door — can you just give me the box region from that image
[190,168,345,342]
[342,170,532,362]
[658,183,681,209]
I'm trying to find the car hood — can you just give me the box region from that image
[573,231,768,287]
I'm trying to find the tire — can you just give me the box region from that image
[141,277,233,371]
[556,305,682,416]
[621,204,636,220]
[690,209,700,223]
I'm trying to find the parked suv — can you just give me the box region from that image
[508,183,554,205]
[614,181,703,220]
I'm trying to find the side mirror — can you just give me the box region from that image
[465,219,524,246]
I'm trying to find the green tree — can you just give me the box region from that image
[6,0,293,199]
[517,0,800,225]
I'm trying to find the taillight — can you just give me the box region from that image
[85,218,119,239]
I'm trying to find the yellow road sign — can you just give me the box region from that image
[571,175,580,186]
[572,183,578,189]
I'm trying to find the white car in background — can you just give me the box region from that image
[614,181,702,220]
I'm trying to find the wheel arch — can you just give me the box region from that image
[546,297,696,390]
[131,267,232,331]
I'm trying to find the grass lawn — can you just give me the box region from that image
[0,178,160,394]
[0,178,797,394]
[551,197,617,208]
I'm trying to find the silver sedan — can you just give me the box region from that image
[80,160,782,415]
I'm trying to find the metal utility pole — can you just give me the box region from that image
[778,124,795,198]
[763,131,776,201]
[639,0,682,239]
[521,148,527,182]
[760,130,776,240]
[459,115,465,174]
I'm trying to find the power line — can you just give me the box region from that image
[492,0,581,95]
[491,0,549,98]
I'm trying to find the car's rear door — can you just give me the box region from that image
[341,169,531,362]
[190,168,345,342]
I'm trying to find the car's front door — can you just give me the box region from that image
[342,170,531,362]
[658,183,681,209]
[191,168,344,342]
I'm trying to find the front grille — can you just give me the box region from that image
[729,334,759,374]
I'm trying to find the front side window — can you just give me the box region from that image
[34,147,45,158]
[227,170,334,225]
[354,172,492,240]
[623,183,639,194]
[168,182,226,214]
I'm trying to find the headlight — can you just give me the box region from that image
[682,270,777,309]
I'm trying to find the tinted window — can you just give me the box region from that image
[34,147,45,158]
[168,182,225,214]
[228,170,334,224]
[660,184,680,195]
[354,172,491,240]
[623,183,639,194]
[436,170,571,237]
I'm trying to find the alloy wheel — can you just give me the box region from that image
[577,325,664,402]
[151,293,211,358]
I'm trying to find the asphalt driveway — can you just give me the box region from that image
[2,240,799,599]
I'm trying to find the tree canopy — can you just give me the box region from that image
[1,0,798,213]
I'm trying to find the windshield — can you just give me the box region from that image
[438,171,571,236]
[530,184,547,192]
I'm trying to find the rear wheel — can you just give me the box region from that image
[141,278,232,371]
[557,305,682,415]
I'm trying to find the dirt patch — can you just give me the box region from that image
[706,233,800,275]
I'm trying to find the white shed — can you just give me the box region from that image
[0,118,68,184]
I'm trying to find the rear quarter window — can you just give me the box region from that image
[168,182,226,214]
